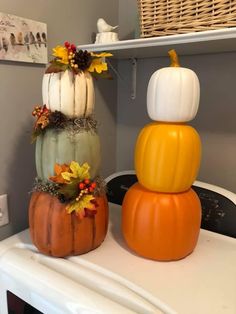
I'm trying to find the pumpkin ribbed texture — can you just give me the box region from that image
[29,192,109,257]
[122,183,201,261]
[135,122,201,192]
[35,129,101,180]
[147,67,200,122]
[42,70,95,118]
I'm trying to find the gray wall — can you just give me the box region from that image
[117,1,236,193]
[0,0,118,240]
[118,0,139,40]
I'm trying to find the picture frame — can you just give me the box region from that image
[0,12,48,64]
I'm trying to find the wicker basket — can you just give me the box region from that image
[138,0,236,37]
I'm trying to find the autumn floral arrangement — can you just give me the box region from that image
[31,105,98,142]
[46,41,112,77]
[33,161,106,218]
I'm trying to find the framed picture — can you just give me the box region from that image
[0,12,47,64]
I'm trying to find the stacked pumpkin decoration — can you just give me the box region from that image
[29,42,112,257]
[122,50,202,261]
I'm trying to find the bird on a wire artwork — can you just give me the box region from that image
[0,12,47,64]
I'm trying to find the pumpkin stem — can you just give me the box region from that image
[168,49,180,67]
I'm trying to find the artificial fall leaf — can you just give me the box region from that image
[66,200,83,216]
[77,194,95,211]
[45,60,69,74]
[49,163,70,184]
[58,179,80,201]
[49,175,66,184]
[66,194,95,216]
[55,163,70,175]
[88,58,108,74]
[45,63,63,74]
[52,45,69,64]
[88,52,113,74]
[91,52,113,58]
[61,161,90,182]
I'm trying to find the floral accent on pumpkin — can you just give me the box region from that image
[73,50,92,71]
[91,52,113,58]
[32,176,106,201]
[67,195,97,219]
[61,161,90,183]
[45,41,112,76]
[49,163,71,184]
[88,52,113,74]
[31,106,98,142]
[48,161,98,217]
[52,45,69,64]
[32,105,51,131]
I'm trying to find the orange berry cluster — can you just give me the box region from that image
[32,105,50,118]
[76,179,97,201]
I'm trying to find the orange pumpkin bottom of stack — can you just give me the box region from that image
[122,183,201,261]
[29,192,109,257]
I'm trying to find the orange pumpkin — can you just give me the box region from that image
[29,192,109,257]
[122,183,201,261]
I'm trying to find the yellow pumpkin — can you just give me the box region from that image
[135,122,201,192]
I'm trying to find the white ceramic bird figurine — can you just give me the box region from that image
[97,18,118,33]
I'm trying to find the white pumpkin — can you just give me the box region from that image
[42,70,95,118]
[147,50,200,122]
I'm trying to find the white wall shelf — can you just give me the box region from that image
[79,28,236,59]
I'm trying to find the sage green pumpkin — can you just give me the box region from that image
[36,129,101,180]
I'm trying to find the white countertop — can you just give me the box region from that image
[0,202,236,314]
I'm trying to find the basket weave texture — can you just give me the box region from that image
[138,0,236,37]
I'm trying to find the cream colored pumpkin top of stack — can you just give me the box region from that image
[42,70,95,118]
[147,50,200,122]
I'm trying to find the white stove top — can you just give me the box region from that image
[0,202,236,314]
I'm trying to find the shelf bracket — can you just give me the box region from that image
[131,58,137,100]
